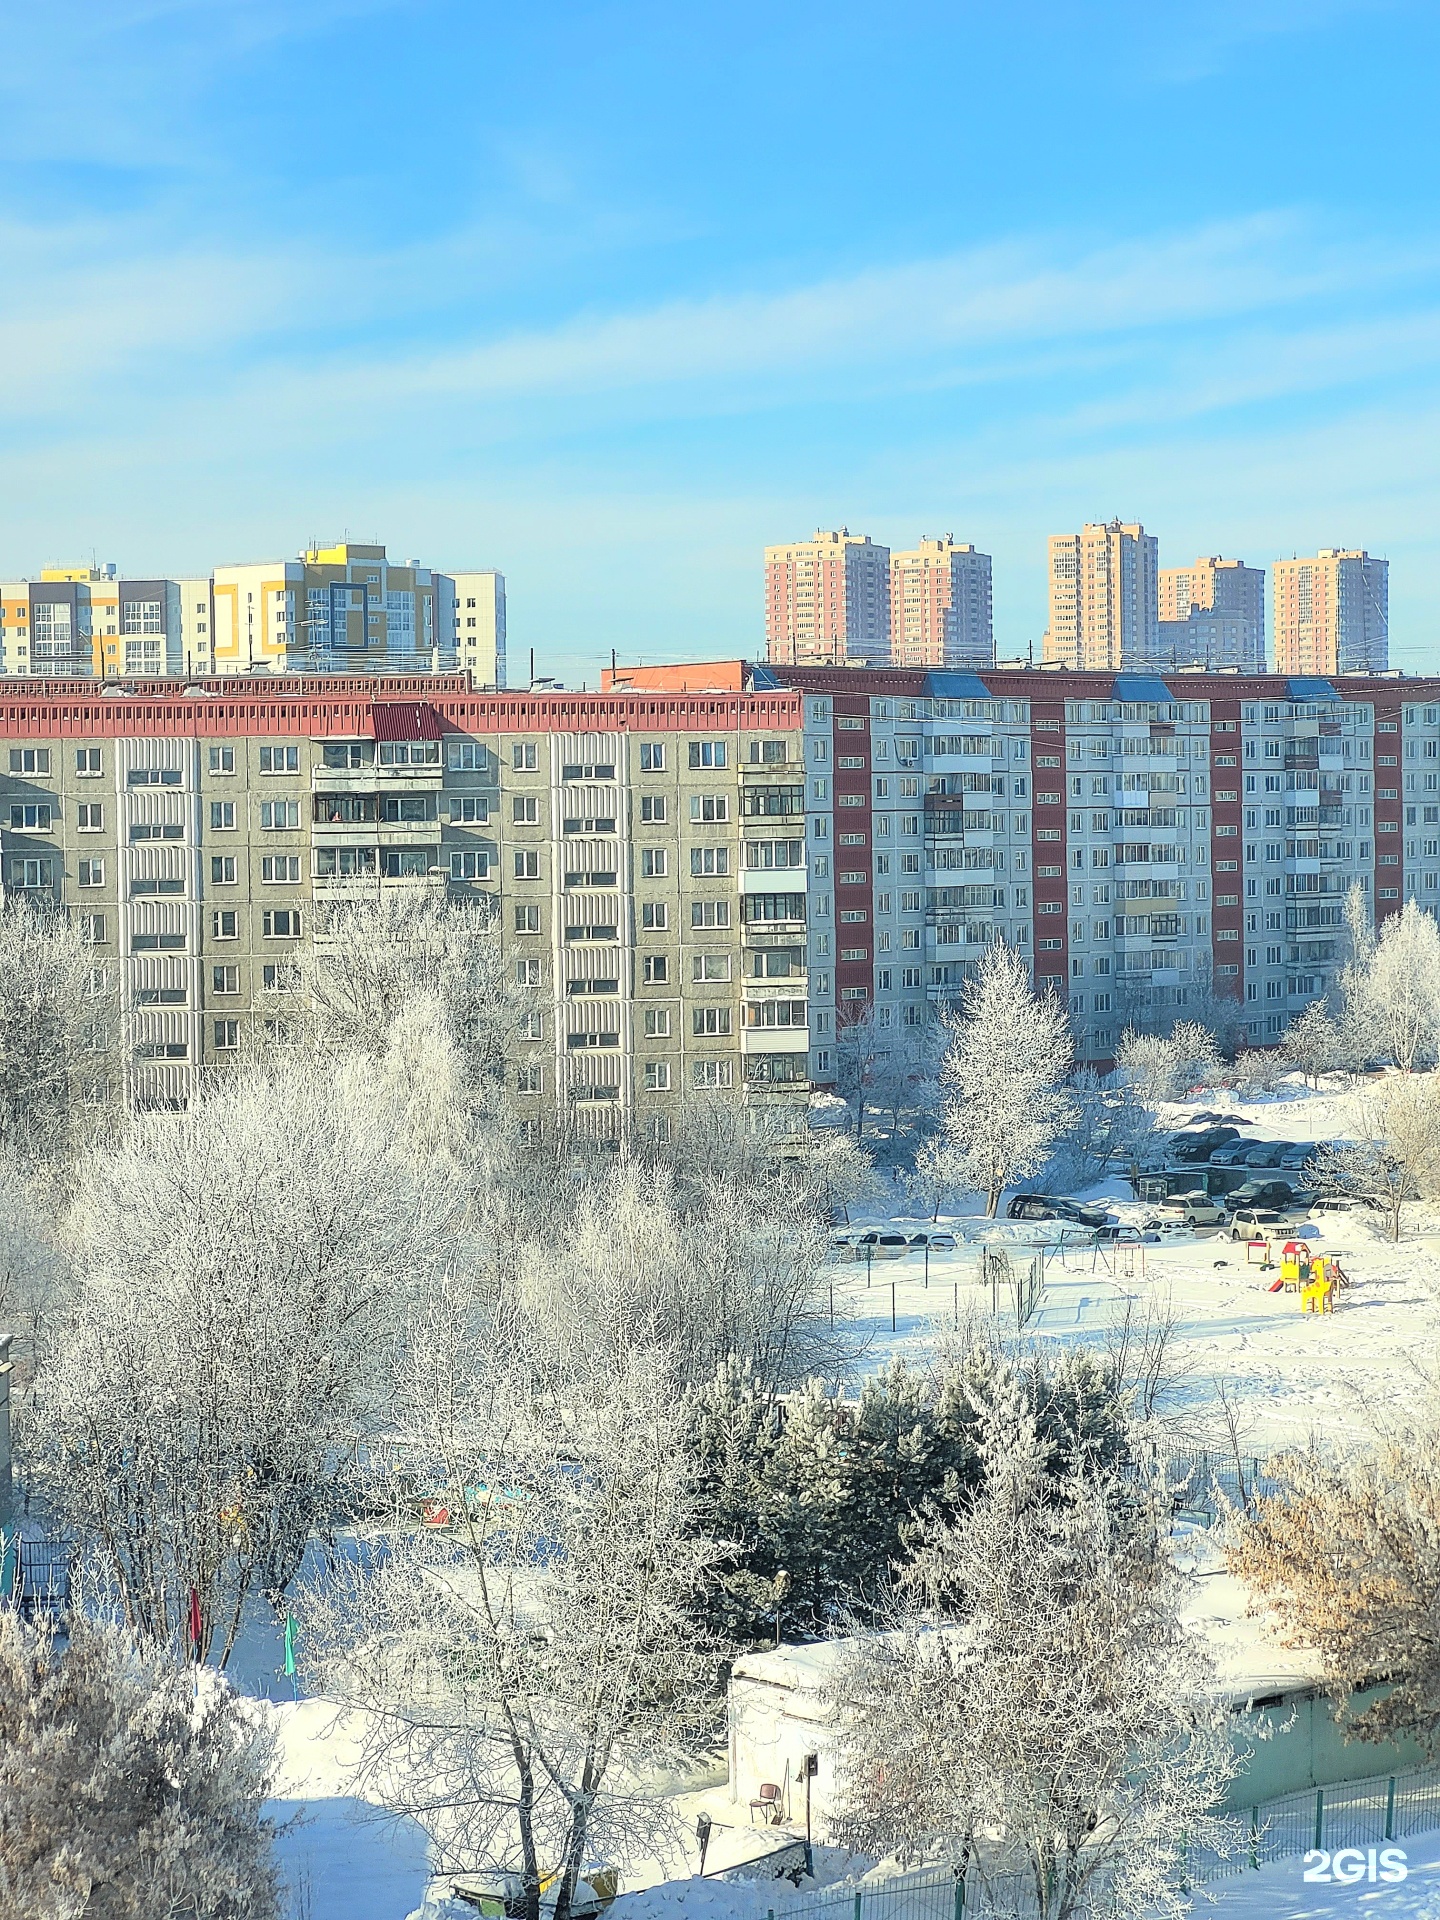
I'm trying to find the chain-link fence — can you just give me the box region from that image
[1187,1757,1440,1885]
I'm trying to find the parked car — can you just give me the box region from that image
[1140,1217,1194,1240]
[1238,1141,1292,1167]
[1310,1195,1356,1213]
[1230,1207,1286,1240]
[1180,1195,1227,1226]
[1278,1145,1318,1172]
[1092,1223,1154,1245]
[1207,1143,1253,1167]
[905,1229,956,1250]
[1171,1127,1242,1163]
[1226,1179,1300,1210]
[1006,1194,1110,1229]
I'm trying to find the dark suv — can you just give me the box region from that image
[1006,1195,1110,1229]
[1226,1179,1305,1211]
[1170,1127,1242,1164]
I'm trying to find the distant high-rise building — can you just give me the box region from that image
[890,537,993,668]
[1157,556,1266,670]
[1272,550,1389,674]
[765,529,890,667]
[1042,521,1158,670]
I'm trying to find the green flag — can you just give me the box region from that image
[283,1614,297,1678]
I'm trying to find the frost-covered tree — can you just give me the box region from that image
[303,1301,720,1920]
[1230,1425,1440,1751]
[921,944,1074,1217]
[1281,999,1343,1088]
[32,1050,456,1661]
[0,901,121,1182]
[0,1613,279,1918]
[1362,899,1440,1072]
[1307,1073,1440,1241]
[829,1402,1234,1920]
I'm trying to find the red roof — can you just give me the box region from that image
[370,702,445,741]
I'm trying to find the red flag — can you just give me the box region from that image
[188,1587,203,1660]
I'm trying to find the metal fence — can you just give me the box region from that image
[1188,1758,1440,1885]
[772,1863,1106,1920]
[1122,1442,1286,1521]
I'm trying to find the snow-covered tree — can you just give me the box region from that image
[1230,1425,1440,1751]
[921,944,1074,1217]
[302,1305,720,1920]
[0,901,121,1182]
[1361,899,1440,1072]
[0,1612,279,1918]
[1307,1073,1440,1241]
[1281,999,1343,1088]
[32,1050,457,1662]
[829,1406,1234,1920]
[1116,1019,1222,1105]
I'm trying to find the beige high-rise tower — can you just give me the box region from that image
[890,536,993,669]
[765,529,891,667]
[1272,550,1388,675]
[1042,520,1158,670]
[1157,556,1265,670]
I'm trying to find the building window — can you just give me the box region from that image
[213,1019,240,1051]
[688,741,728,770]
[447,740,487,771]
[644,1008,671,1036]
[692,1059,733,1088]
[77,858,104,887]
[641,795,667,822]
[512,796,539,824]
[77,803,102,831]
[210,802,236,830]
[515,958,541,987]
[640,742,666,771]
[212,966,240,994]
[259,745,299,774]
[261,855,301,882]
[642,955,669,983]
[641,902,669,929]
[9,749,49,774]
[512,743,538,770]
[208,746,234,774]
[692,953,731,982]
[80,913,107,943]
[514,905,540,933]
[514,850,540,878]
[263,909,301,938]
[690,795,729,823]
[641,848,668,877]
[211,856,237,884]
[75,748,101,776]
[691,900,731,928]
[10,804,52,830]
[450,850,490,879]
[644,1061,671,1091]
[692,846,731,876]
[212,910,238,939]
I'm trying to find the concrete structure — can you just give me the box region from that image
[1273,550,1389,675]
[765,530,891,668]
[0,543,507,683]
[1043,521,1160,671]
[1158,557,1266,671]
[611,657,1440,1068]
[890,537,993,670]
[7,658,1437,1126]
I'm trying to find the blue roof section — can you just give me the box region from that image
[1111,672,1176,703]
[748,663,783,689]
[1287,677,1340,701]
[924,670,993,699]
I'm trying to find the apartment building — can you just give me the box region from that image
[0,567,185,679]
[1043,522,1160,671]
[1157,557,1266,672]
[0,543,507,683]
[0,674,809,1132]
[8,659,1438,1130]
[612,658,1440,1069]
[890,538,993,670]
[764,530,891,668]
[1273,550,1388,675]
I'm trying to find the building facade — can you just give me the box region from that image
[1157,557,1266,671]
[4,662,1435,1129]
[764,530,891,668]
[889,538,993,670]
[0,544,506,684]
[1273,550,1388,675]
[1043,522,1160,671]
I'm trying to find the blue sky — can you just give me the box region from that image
[2,0,1439,681]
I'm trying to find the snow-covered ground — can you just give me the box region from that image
[265,1073,1440,1916]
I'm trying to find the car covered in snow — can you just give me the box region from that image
[1140,1217,1195,1240]
[1229,1207,1285,1240]
[1006,1194,1111,1228]
[904,1229,957,1250]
